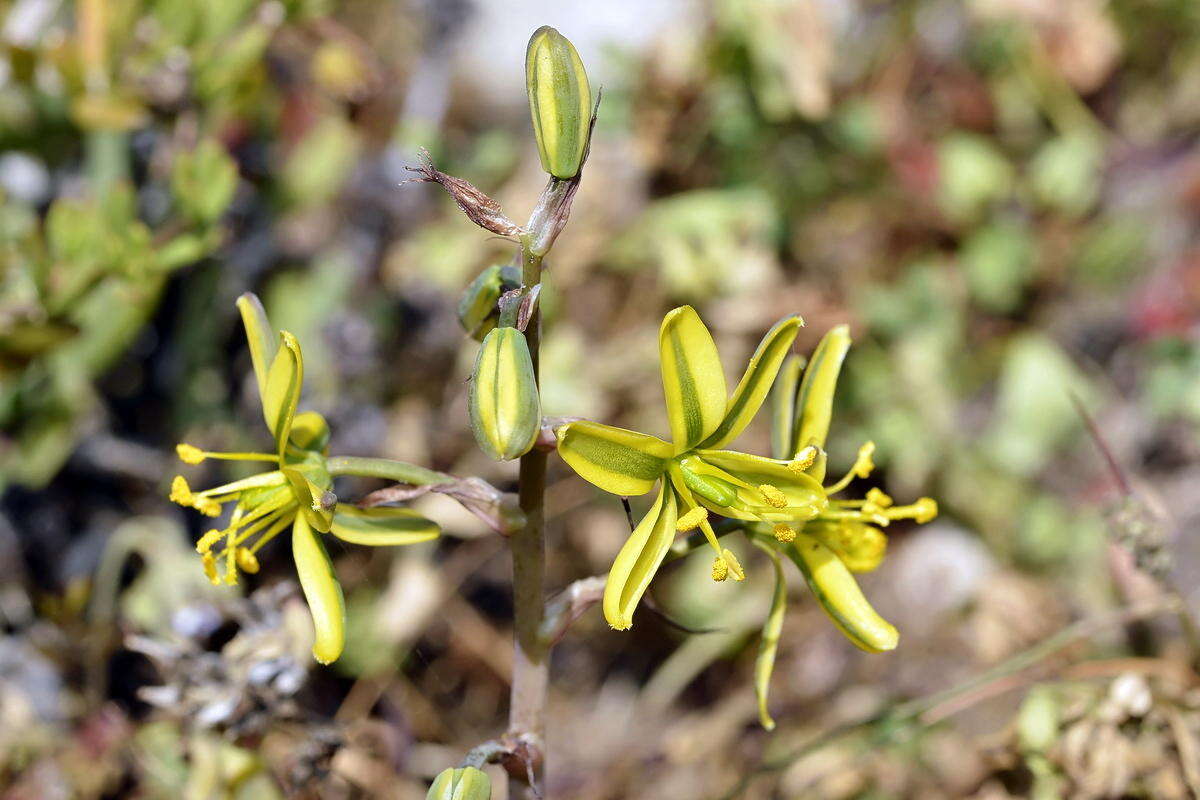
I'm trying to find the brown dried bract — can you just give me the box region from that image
[402,149,524,238]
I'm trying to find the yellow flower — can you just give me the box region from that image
[556,306,808,630]
[170,293,445,664]
[750,324,939,729]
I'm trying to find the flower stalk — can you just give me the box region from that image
[505,231,549,794]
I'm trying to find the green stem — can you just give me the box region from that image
[326,455,451,485]
[508,234,548,796]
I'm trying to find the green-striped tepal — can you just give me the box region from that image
[525,25,592,180]
[469,326,541,461]
[427,766,491,800]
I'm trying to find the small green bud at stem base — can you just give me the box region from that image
[427,767,492,800]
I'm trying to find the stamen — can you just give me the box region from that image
[913,498,937,523]
[247,512,295,555]
[825,441,878,495]
[866,487,893,508]
[774,524,797,543]
[195,498,222,517]
[232,502,295,547]
[711,556,729,582]
[758,484,788,509]
[176,443,206,464]
[192,471,287,499]
[221,491,293,539]
[169,475,193,506]
[195,529,223,554]
[788,446,818,473]
[853,442,876,478]
[201,552,220,585]
[235,548,260,574]
[887,497,938,524]
[676,506,709,532]
[723,548,745,581]
[821,508,890,526]
[224,543,239,585]
[667,467,727,557]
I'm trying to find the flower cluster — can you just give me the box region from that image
[554,309,938,728]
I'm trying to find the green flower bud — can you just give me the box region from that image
[427,767,492,800]
[469,327,541,461]
[525,25,592,180]
[458,265,521,341]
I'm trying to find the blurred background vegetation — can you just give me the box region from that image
[3,0,1200,797]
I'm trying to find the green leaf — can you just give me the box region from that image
[329,505,439,546]
[291,514,345,664]
[555,420,673,497]
[262,332,303,458]
[793,324,851,479]
[700,314,803,450]
[771,354,805,460]
[659,306,728,453]
[325,456,451,485]
[603,483,677,630]
[236,293,278,402]
[785,534,897,653]
[171,138,238,224]
[753,541,787,730]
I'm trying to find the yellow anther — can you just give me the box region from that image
[711,556,729,582]
[676,506,709,532]
[774,524,797,543]
[913,497,938,524]
[195,498,223,517]
[235,548,260,574]
[866,487,893,508]
[195,529,223,554]
[853,442,876,478]
[169,475,193,506]
[201,552,220,585]
[176,443,206,464]
[788,447,817,473]
[723,548,745,581]
[758,485,788,509]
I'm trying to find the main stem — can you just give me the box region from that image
[509,237,548,796]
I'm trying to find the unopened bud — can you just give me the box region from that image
[458,265,522,341]
[469,327,541,461]
[525,26,592,180]
[427,766,492,800]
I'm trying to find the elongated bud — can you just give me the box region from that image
[427,767,492,800]
[469,327,541,461]
[458,265,522,341]
[526,26,592,180]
